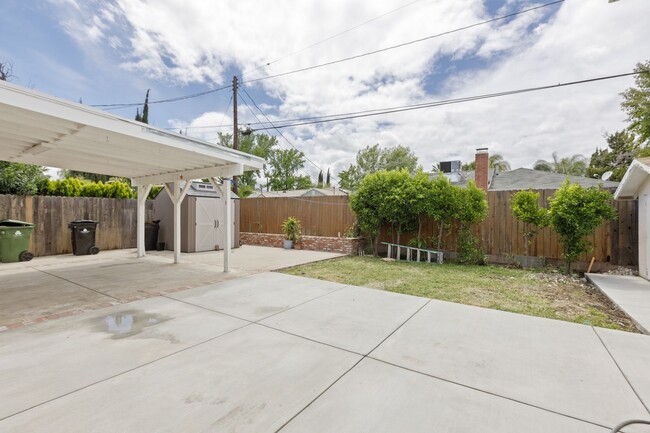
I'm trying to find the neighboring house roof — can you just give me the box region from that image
[614,158,650,199]
[428,169,495,188]
[428,168,619,191]
[490,168,619,191]
[247,187,349,198]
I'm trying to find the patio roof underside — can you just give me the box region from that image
[0,81,264,185]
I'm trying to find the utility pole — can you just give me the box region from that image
[232,75,239,194]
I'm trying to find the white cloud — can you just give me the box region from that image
[53,0,650,182]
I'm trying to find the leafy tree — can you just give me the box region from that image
[294,175,313,190]
[621,60,650,144]
[587,130,639,182]
[380,170,414,246]
[408,171,434,248]
[218,132,278,195]
[428,174,457,250]
[317,170,324,188]
[533,152,588,176]
[548,181,617,274]
[0,162,49,195]
[350,171,386,255]
[461,153,511,172]
[339,144,419,190]
[267,148,310,191]
[454,181,488,265]
[511,190,549,252]
[62,169,111,183]
[383,145,419,172]
[325,168,331,187]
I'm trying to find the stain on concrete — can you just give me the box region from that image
[89,309,173,340]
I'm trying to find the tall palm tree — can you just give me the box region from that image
[489,153,511,172]
[533,152,588,176]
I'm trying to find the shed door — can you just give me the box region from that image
[195,198,218,252]
[215,199,235,249]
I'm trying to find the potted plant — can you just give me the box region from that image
[281,216,302,249]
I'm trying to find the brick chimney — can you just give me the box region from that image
[474,148,489,191]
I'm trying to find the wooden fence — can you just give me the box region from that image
[240,196,356,237]
[240,190,638,268]
[0,194,153,257]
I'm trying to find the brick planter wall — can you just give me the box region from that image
[240,232,363,255]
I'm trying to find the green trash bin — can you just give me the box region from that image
[0,219,35,263]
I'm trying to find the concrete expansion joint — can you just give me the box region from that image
[591,326,650,415]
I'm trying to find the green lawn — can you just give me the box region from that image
[281,256,638,332]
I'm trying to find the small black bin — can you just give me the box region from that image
[68,220,99,256]
[145,221,160,251]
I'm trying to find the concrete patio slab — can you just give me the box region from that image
[169,272,346,321]
[595,327,650,411]
[260,286,428,354]
[0,246,343,329]
[42,258,245,300]
[587,274,650,334]
[0,324,361,433]
[0,267,116,325]
[280,358,609,433]
[369,300,650,428]
[0,296,246,419]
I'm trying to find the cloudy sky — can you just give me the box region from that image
[1,0,648,183]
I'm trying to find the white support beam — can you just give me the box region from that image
[132,163,244,186]
[223,178,232,273]
[164,181,192,264]
[136,184,153,258]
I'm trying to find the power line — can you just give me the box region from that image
[244,0,426,76]
[91,84,231,109]
[247,71,643,131]
[238,86,337,181]
[243,0,564,84]
[173,70,643,133]
[217,94,233,136]
[236,89,320,184]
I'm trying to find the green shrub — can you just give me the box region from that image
[548,181,617,274]
[511,189,549,251]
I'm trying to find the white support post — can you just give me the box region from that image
[164,181,192,264]
[136,184,152,258]
[224,178,232,273]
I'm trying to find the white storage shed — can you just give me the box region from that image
[153,181,239,252]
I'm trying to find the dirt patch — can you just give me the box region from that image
[528,272,639,332]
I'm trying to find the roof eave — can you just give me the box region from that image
[614,159,650,199]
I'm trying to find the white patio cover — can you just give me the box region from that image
[0,80,265,271]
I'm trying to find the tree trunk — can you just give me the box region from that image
[417,216,423,247]
[437,222,444,251]
[396,224,401,246]
[374,235,380,257]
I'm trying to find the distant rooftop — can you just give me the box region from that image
[490,168,619,191]
[247,187,349,198]
[429,168,619,191]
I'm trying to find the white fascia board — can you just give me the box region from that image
[0,81,265,171]
[614,159,650,199]
[131,163,244,186]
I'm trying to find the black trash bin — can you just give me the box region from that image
[68,220,100,256]
[145,221,160,251]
